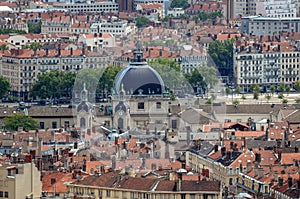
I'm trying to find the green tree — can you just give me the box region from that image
[265,94,271,103]
[30,71,76,99]
[0,76,11,99]
[286,85,291,96]
[250,84,261,93]
[197,65,219,88]
[235,86,242,95]
[198,11,223,21]
[170,0,189,9]
[295,98,300,103]
[278,82,286,92]
[4,114,38,131]
[233,99,240,105]
[149,58,181,72]
[98,66,122,94]
[282,98,288,104]
[74,68,105,100]
[294,80,300,92]
[241,94,246,103]
[184,69,207,94]
[0,28,26,34]
[27,21,42,34]
[225,87,230,96]
[136,16,150,28]
[253,92,259,100]
[205,98,213,104]
[208,39,234,77]
[0,44,8,51]
[151,61,191,95]
[269,85,276,95]
[278,92,284,99]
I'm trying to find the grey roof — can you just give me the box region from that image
[246,140,276,149]
[113,49,164,95]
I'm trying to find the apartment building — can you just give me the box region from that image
[133,0,166,10]
[52,1,118,13]
[180,46,207,73]
[241,16,300,36]
[234,39,300,92]
[90,20,132,36]
[1,47,112,100]
[78,33,115,50]
[2,34,59,49]
[255,0,297,18]
[41,15,72,34]
[66,170,222,199]
[232,0,256,18]
[0,162,42,199]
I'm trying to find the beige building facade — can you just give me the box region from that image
[0,162,42,199]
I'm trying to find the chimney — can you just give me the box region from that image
[295,147,299,153]
[141,157,146,169]
[255,153,261,163]
[278,177,283,187]
[176,172,182,191]
[230,142,234,150]
[165,141,170,159]
[51,131,55,142]
[274,170,278,182]
[46,48,49,56]
[159,49,162,57]
[70,48,73,56]
[112,155,116,170]
[246,162,252,173]
[66,134,70,143]
[221,146,226,157]
[258,168,264,179]
[226,151,232,160]
[288,177,293,188]
[297,179,300,190]
[186,126,191,145]
[82,45,85,56]
[214,145,218,153]
[151,163,156,171]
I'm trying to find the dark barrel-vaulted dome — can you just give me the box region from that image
[113,46,165,95]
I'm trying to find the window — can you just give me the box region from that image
[156,102,161,109]
[52,122,57,129]
[0,191,3,197]
[4,192,8,198]
[138,102,144,109]
[40,122,44,129]
[171,120,177,129]
[106,190,110,197]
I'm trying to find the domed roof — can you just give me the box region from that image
[114,46,165,95]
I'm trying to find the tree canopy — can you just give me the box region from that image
[0,76,11,99]
[150,60,192,94]
[198,11,223,21]
[27,21,42,34]
[148,58,181,72]
[136,16,150,28]
[170,0,189,9]
[30,71,76,99]
[184,69,207,94]
[4,114,38,131]
[0,28,26,34]
[98,65,122,94]
[208,39,234,78]
[295,80,300,92]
